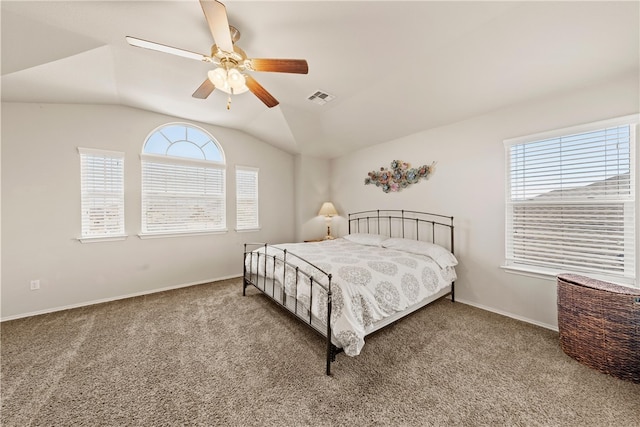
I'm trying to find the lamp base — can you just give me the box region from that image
[324,224,335,240]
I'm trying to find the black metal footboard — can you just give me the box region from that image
[243,243,341,375]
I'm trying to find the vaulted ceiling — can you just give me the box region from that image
[2,1,638,158]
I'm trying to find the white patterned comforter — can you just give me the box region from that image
[245,238,456,356]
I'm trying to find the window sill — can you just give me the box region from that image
[500,264,558,282]
[501,264,637,288]
[138,229,228,239]
[78,235,128,243]
[235,227,261,233]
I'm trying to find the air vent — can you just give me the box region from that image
[307,90,335,105]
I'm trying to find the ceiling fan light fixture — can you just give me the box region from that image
[230,83,249,95]
[207,67,249,95]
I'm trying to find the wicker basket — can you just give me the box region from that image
[557,274,640,383]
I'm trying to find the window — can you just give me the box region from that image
[504,115,637,286]
[141,123,226,236]
[78,148,126,241]
[236,166,259,231]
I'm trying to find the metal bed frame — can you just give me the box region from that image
[243,209,455,375]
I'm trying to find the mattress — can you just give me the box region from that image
[244,238,457,356]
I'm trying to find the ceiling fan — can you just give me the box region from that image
[126,0,308,109]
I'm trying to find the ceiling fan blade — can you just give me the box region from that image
[249,59,309,74]
[245,75,279,108]
[126,36,210,62]
[200,0,234,53]
[192,79,215,99]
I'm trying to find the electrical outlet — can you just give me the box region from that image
[30,280,40,290]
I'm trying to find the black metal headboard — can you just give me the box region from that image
[348,209,454,254]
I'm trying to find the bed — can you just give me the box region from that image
[243,209,457,375]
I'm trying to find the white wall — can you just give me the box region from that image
[3,73,638,326]
[294,154,332,242]
[1,103,296,319]
[330,72,640,329]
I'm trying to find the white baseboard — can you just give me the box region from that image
[1,274,242,322]
[454,297,559,332]
[3,277,559,333]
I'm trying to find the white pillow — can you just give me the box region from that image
[342,233,387,247]
[381,238,458,268]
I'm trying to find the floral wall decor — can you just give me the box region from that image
[364,160,436,193]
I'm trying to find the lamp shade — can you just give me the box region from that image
[318,202,338,217]
[227,68,246,90]
[208,68,227,88]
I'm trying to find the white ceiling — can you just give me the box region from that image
[2,1,638,159]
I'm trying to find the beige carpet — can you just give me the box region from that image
[2,278,639,426]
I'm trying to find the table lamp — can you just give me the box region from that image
[318,202,338,240]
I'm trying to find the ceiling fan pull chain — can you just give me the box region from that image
[227,91,232,110]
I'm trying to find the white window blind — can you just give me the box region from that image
[236,167,259,230]
[142,158,225,234]
[505,115,637,285]
[78,148,125,240]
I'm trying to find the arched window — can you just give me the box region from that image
[141,123,226,235]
